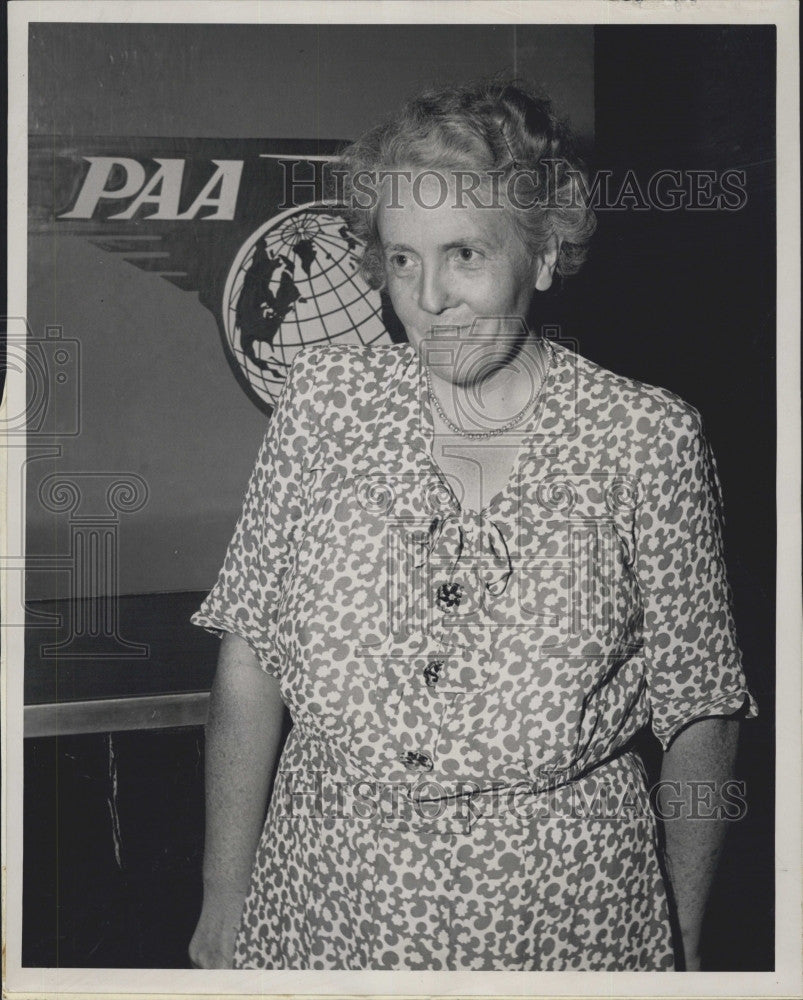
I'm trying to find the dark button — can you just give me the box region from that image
[399,750,434,772]
[435,581,464,610]
[423,659,444,687]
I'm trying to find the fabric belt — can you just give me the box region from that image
[273,750,651,838]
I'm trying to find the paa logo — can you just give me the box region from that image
[30,138,400,414]
[58,157,244,221]
[221,202,392,411]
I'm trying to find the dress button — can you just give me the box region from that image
[399,750,434,772]
[435,581,465,610]
[423,659,444,687]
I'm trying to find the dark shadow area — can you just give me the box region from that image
[574,26,775,971]
[24,727,206,967]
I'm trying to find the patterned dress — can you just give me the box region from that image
[191,341,757,971]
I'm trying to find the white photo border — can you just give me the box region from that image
[3,1,800,997]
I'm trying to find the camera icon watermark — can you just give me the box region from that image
[2,316,150,659]
[417,322,580,442]
[2,318,81,440]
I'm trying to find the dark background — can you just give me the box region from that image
[559,26,775,971]
[23,25,775,970]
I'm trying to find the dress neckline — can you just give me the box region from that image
[411,339,558,518]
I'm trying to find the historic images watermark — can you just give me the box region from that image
[276,160,750,213]
[273,769,749,825]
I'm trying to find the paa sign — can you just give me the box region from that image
[58,158,245,221]
[30,135,339,230]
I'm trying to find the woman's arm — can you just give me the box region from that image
[189,632,287,969]
[657,716,740,970]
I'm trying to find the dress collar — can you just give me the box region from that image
[359,340,578,472]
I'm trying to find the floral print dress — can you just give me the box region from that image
[191,340,757,971]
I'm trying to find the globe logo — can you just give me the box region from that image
[222,202,394,412]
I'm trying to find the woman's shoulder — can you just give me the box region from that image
[288,342,412,390]
[283,345,414,440]
[554,342,705,442]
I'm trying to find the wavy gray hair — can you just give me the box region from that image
[334,77,597,290]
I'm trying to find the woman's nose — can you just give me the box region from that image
[418,263,451,315]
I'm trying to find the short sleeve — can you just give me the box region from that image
[190,352,313,679]
[635,403,758,749]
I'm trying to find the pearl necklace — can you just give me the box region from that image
[424,339,554,439]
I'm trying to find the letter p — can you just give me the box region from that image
[59,157,146,219]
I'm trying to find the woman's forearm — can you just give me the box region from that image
[202,631,287,896]
[189,633,286,968]
[657,717,740,970]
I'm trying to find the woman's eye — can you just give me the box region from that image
[390,253,414,270]
[456,247,480,263]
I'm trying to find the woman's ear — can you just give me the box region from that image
[534,234,560,291]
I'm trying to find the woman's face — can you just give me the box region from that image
[376,170,555,383]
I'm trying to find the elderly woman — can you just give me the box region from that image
[189,79,756,972]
